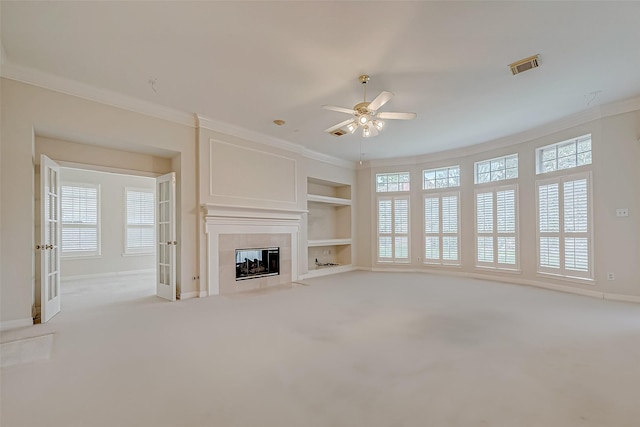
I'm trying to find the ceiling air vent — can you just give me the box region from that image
[509,54,540,75]
[330,129,347,136]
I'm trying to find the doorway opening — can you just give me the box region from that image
[57,167,157,315]
[34,147,178,323]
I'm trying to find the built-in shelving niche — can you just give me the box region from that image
[303,178,353,278]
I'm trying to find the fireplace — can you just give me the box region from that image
[203,204,303,296]
[235,247,280,281]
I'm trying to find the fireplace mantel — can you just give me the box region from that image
[202,204,303,296]
[202,203,307,221]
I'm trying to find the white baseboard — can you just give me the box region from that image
[179,291,199,300]
[360,266,640,304]
[0,318,33,331]
[199,291,209,298]
[63,269,154,282]
[603,293,640,303]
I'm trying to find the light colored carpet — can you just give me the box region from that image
[2,271,640,427]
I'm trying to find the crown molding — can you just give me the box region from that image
[368,95,640,168]
[0,61,195,127]
[600,95,640,117]
[196,114,355,170]
[1,61,355,169]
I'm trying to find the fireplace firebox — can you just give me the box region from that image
[235,247,280,281]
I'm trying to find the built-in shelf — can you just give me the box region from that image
[306,177,353,277]
[307,194,351,206]
[301,264,355,279]
[308,238,352,247]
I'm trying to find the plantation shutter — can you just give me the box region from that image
[476,186,518,268]
[377,196,409,262]
[563,179,589,273]
[496,189,516,265]
[476,192,494,263]
[378,199,392,259]
[423,192,459,265]
[441,195,459,262]
[538,183,560,269]
[424,197,439,260]
[394,198,409,259]
[536,174,591,278]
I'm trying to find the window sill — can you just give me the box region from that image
[61,254,101,260]
[122,251,154,257]
[423,262,462,268]
[475,265,521,274]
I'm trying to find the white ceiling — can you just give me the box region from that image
[2,1,640,162]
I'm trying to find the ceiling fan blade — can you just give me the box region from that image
[324,118,356,133]
[377,111,417,120]
[367,91,394,111]
[322,105,356,115]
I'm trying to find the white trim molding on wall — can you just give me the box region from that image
[1,61,194,127]
[365,267,640,304]
[364,95,640,169]
[197,115,354,170]
[208,138,298,204]
[0,62,355,171]
[0,318,34,331]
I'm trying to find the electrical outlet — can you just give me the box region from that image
[607,272,615,280]
[616,208,629,217]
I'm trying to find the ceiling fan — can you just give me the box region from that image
[323,74,417,138]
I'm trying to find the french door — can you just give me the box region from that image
[156,172,176,301]
[40,155,62,322]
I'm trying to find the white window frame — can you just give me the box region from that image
[423,191,460,266]
[474,184,519,271]
[377,195,410,263]
[376,172,411,193]
[60,182,101,258]
[124,187,155,255]
[536,171,593,281]
[423,165,460,190]
[536,134,592,175]
[474,154,518,184]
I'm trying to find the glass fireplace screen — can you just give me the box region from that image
[235,247,280,281]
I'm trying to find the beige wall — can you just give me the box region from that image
[357,109,640,298]
[197,127,356,279]
[1,78,197,326]
[36,136,172,175]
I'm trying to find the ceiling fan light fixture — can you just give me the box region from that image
[322,74,416,138]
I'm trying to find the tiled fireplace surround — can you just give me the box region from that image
[203,205,303,295]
